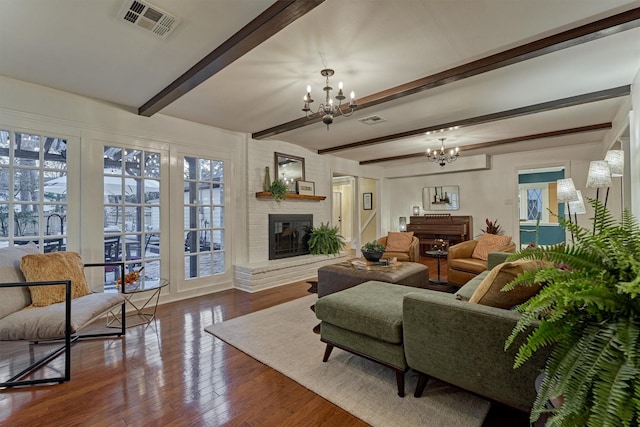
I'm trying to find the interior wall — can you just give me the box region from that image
[383,142,615,240]
[359,177,378,244]
[631,69,640,217]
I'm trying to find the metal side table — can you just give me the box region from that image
[424,250,448,284]
[108,277,169,328]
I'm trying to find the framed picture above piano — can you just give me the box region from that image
[422,186,460,211]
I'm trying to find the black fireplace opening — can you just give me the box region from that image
[269,214,312,260]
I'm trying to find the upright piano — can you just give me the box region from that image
[406,214,473,251]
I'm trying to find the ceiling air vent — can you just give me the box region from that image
[358,115,386,126]
[117,0,182,39]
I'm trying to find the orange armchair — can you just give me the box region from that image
[447,238,516,286]
[377,235,420,263]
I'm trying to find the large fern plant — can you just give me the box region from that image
[504,199,640,426]
[306,222,345,255]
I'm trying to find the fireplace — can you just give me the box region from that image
[269,214,312,260]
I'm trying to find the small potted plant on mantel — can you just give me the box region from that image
[269,179,288,203]
[504,199,640,426]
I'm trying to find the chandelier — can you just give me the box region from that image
[426,138,460,167]
[302,69,357,129]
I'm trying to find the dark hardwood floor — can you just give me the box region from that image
[0,256,530,426]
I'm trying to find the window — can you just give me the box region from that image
[183,157,224,279]
[519,184,549,223]
[103,146,161,278]
[0,130,68,251]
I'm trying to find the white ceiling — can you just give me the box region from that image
[1,0,638,166]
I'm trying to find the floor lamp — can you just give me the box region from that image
[605,149,624,208]
[565,190,586,225]
[585,161,612,234]
[557,178,579,243]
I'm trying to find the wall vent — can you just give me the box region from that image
[117,0,181,39]
[358,115,386,125]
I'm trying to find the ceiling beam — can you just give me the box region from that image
[359,123,612,165]
[319,85,629,155]
[252,7,640,139]
[138,0,325,117]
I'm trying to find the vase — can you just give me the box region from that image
[263,166,271,192]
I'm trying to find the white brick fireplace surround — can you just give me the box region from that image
[234,140,347,292]
[234,252,348,292]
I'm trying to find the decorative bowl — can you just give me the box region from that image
[362,251,384,262]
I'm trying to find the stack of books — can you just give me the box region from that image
[351,257,399,269]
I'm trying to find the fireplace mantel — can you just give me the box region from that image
[255,192,326,201]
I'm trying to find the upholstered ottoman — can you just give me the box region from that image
[315,280,430,397]
[317,261,429,297]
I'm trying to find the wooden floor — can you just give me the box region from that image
[0,256,530,426]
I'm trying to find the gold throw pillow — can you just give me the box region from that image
[471,233,512,261]
[21,252,91,307]
[469,260,545,308]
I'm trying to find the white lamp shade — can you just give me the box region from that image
[557,178,578,203]
[585,161,612,188]
[399,217,407,231]
[412,206,420,215]
[565,190,587,215]
[604,150,624,177]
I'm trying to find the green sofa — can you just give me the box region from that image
[404,251,549,412]
[316,251,549,413]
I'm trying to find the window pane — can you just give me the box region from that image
[145,152,160,178]
[0,167,9,201]
[0,204,8,237]
[43,171,68,203]
[14,169,40,201]
[199,253,212,276]
[14,205,39,237]
[184,255,197,279]
[15,133,40,167]
[527,189,542,221]
[212,185,223,204]
[44,208,66,235]
[211,161,224,183]
[0,130,10,164]
[212,207,224,228]
[212,230,224,251]
[213,252,225,274]
[145,206,160,232]
[199,159,211,181]
[43,138,68,170]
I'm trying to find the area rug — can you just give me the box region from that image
[204,295,491,427]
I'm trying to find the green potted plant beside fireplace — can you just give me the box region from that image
[504,199,640,426]
[306,222,344,255]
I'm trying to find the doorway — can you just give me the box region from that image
[517,166,567,248]
[332,174,354,249]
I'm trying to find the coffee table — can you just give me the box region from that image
[317,261,429,297]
